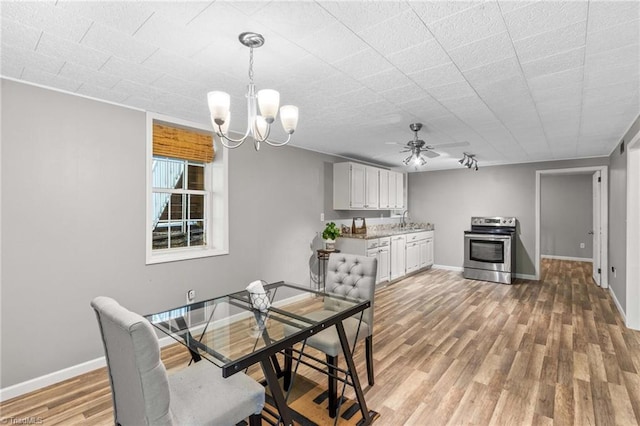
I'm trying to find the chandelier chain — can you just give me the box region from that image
[248,47,255,84]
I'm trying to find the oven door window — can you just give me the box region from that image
[469,239,504,263]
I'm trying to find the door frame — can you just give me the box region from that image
[535,165,609,285]
[626,132,640,329]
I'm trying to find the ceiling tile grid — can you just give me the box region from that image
[0,0,638,172]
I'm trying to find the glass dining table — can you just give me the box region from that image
[144,281,373,426]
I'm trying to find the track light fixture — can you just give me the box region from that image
[459,153,479,171]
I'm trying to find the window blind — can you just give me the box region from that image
[153,123,215,163]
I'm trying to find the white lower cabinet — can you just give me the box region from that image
[338,237,390,285]
[337,230,433,284]
[390,235,406,281]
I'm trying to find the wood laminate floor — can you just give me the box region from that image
[2,259,639,425]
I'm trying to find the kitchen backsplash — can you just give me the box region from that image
[324,217,434,235]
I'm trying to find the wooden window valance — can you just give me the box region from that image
[153,123,214,163]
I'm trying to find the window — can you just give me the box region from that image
[146,113,228,264]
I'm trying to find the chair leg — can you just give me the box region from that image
[283,347,293,391]
[327,354,338,418]
[365,335,374,386]
[248,413,262,426]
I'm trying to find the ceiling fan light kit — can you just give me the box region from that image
[460,153,479,171]
[207,32,299,151]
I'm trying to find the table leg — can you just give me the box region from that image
[335,322,372,425]
[260,356,294,426]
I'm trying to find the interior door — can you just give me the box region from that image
[592,170,601,286]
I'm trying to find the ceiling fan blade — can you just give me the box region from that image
[384,142,405,145]
[423,150,440,158]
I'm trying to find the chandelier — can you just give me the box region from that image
[459,153,479,170]
[207,32,299,151]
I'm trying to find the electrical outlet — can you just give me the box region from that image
[187,289,195,303]
[320,213,325,221]
[580,243,585,249]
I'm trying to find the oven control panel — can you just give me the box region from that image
[471,217,517,227]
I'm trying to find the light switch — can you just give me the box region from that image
[580,243,585,249]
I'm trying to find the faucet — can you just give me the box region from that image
[401,210,409,228]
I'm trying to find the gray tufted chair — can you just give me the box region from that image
[286,253,377,418]
[91,296,264,426]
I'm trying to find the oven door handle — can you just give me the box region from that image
[465,234,512,241]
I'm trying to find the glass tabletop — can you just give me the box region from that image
[144,281,370,377]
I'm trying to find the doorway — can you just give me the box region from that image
[535,166,609,286]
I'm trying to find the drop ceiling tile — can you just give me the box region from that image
[1,18,42,51]
[586,19,640,56]
[132,14,210,57]
[394,96,452,119]
[585,44,640,74]
[427,80,477,102]
[332,48,393,80]
[357,9,434,56]
[99,56,163,86]
[359,67,414,93]
[448,32,515,71]
[521,46,585,79]
[332,86,381,106]
[513,20,587,63]
[386,40,451,74]
[409,1,479,25]
[527,67,584,92]
[81,22,157,63]
[1,44,65,75]
[583,81,640,106]
[58,62,120,89]
[152,74,207,101]
[530,83,582,104]
[297,21,369,63]
[320,1,410,33]
[75,82,131,104]
[474,75,531,105]
[502,1,587,41]
[380,83,429,105]
[152,2,214,24]
[248,1,339,41]
[463,56,522,88]
[588,0,640,33]
[21,67,81,93]
[427,2,507,51]
[584,63,639,88]
[37,32,110,70]
[497,1,538,15]
[410,62,465,89]
[142,49,217,86]
[56,1,155,34]
[2,1,93,42]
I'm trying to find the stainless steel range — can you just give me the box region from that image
[463,217,517,284]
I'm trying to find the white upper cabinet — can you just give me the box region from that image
[334,162,404,210]
[379,169,390,209]
[365,166,379,209]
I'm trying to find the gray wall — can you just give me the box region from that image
[408,157,609,276]
[0,79,354,388]
[608,114,640,315]
[540,174,593,259]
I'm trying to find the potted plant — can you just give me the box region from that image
[322,222,341,251]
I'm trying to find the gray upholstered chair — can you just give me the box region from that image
[91,296,264,426]
[287,253,377,418]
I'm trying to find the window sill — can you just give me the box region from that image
[146,246,229,265]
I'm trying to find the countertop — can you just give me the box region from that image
[339,224,434,240]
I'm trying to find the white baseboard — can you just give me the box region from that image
[432,264,463,272]
[609,286,627,324]
[0,292,311,402]
[541,255,593,262]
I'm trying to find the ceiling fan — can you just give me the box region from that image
[386,123,469,167]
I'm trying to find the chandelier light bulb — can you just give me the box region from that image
[254,115,268,140]
[211,112,230,135]
[207,91,230,123]
[280,105,299,134]
[257,89,280,123]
